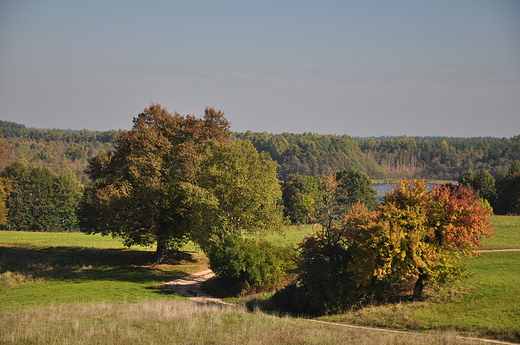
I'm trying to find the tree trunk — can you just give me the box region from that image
[413,271,427,302]
[155,236,171,264]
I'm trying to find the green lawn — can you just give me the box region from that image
[481,215,520,249]
[0,232,205,311]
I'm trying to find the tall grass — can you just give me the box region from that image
[0,300,486,345]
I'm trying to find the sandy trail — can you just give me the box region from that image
[163,269,231,305]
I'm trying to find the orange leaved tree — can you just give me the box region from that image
[344,178,494,301]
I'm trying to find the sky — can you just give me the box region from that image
[0,1,519,137]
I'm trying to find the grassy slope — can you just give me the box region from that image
[0,300,486,345]
[1,215,519,343]
[481,215,520,249]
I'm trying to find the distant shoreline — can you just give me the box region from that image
[372,180,458,185]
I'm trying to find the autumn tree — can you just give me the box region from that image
[311,168,377,232]
[344,179,494,301]
[271,170,375,315]
[79,104,231,262]
[275,178,494,315]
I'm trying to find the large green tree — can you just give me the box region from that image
[181,139,286,250]
[79,104,231,262]
[281,173,321,225]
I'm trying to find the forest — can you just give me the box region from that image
[2,119,520,183]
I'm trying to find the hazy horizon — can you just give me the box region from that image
[1,1,519,137]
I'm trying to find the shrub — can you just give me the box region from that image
[206,235,296,294]
[272,233,361,316]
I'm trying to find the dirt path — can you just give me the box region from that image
[477,248,520,252]
[163,265,518,344]
[163,269,231,305]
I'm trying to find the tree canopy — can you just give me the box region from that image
[1,161,83,231]
[79,104,232,262]
[181,139,286,250]
[79,104,285,263]
[275,178,494,315]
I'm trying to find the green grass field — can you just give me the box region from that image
[0,233,206,312]
[1,215,519,343]
[481,215,520,249]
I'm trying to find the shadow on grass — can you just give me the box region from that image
[0,245,197,295]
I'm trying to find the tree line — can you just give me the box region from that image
[459,162,520,215]
[2,119,520,182]
[358,135,520,180]
[0,120,123,183]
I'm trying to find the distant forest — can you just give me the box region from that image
[1,120,519,182]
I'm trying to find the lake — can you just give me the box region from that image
[373,183,440,200]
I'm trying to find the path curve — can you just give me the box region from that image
[163,269,232,305]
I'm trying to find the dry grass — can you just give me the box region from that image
[0,300,489,345]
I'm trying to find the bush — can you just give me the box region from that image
[271,233,407,316]
[272,234,360,316]
[206,235,296,294]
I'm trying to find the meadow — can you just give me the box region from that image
[0,216,519,344]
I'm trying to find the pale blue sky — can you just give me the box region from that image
[1,1,519,137]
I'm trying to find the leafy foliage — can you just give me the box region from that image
[0,120,122,183]
[359,135,520,180]
[2,119,520,183]
[182,139,286,251]
[460,161,520,215]
[234,131,386,179]
[274,178,494,315]
[206,235,296,293]
[335,167,377,210]
[344,179,494,301]
[79,105,231,261]
[0,176,10,225]
[1,161,83,231]
[281,173,322,224]
[495,162,520,215]
[272,231,358,316]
